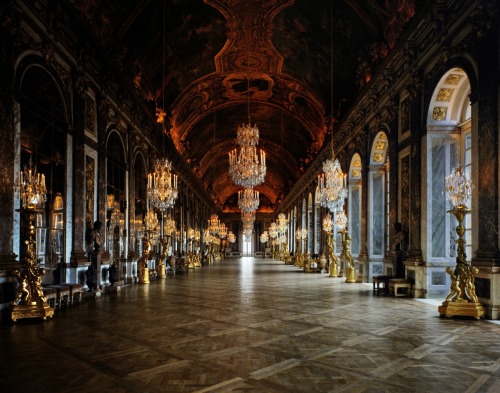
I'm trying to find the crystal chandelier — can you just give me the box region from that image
[145,209,158,232]
[187,227,195,240]
[336,210,347,230]
[227,231,236,244]
[163,216,176,235]
[209,214,219,234]
[296,227,308,241]
[17,156,47,210]
[316,157,347,212]
[260,231,269,244]
[445,166,473,208]
[238,188,260,213]
[277,213,288,233]
[218,223,227,239]
[268,222,278,240]
[228,144,266,188]
[147,158,178,212]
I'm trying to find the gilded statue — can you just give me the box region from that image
[327,232,339,277]
[344,235,356,283]
[138,237,151,284]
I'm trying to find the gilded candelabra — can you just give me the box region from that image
[11,209,54,322]
[438,206,484,318]
[438,167,484,319]
[11,157,54,321]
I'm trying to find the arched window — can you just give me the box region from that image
[106,131,127,259]
[424,68,472,268]
[368,132,389,275]
[348,153,362,256]
[19,65,67,268]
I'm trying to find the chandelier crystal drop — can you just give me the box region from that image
[445,166,473,208]
[17,156,47,210]
[147,158,178,212]
[316,157,347,212]
[238,188,260,213]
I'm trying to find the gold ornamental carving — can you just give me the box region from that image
[11,209,54,322]
[438,206,484,319]
[327,232,339,277]
[446,74,463,85]
[432,106,447,121]
[437,88,453,101]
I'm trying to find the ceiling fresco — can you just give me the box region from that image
[70,0,417,212]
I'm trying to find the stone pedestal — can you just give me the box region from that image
[357,249,368,282]
[472,258,500,319]
[404,255,425,298]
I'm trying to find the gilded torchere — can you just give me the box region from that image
[439,167,484,319]
[438,206,484,319]
[11,209,54,322]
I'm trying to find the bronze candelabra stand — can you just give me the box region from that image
[11,209,54,322]
[438,206,484,319]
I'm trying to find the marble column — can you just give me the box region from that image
[0,39,19,308]
[404,85,425,297]
[357,127,369,282]
[69,83,88,271]
[471,26,500,319]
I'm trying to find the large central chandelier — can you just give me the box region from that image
[238,188,260,213]
[316,156,347,212]
[147,158,178,212]
[228,123,266,188]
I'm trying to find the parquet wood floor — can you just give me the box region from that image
[2,257,500,392]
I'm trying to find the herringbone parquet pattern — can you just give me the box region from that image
[2,257,500,392]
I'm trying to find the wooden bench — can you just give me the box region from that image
[45,285,71,308]
[43,286,58,309]
[373,275,392,294]
[59,283,84,305]
[389,279,411,297]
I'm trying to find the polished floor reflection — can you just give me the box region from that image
[2,257,500,392]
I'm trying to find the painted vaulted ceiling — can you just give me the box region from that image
[69,0,417,212]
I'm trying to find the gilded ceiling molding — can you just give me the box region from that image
[205,0,294,74]
[170,72,325,156]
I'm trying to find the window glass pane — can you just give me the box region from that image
[431,140,446,258]
[372,173,384,255]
